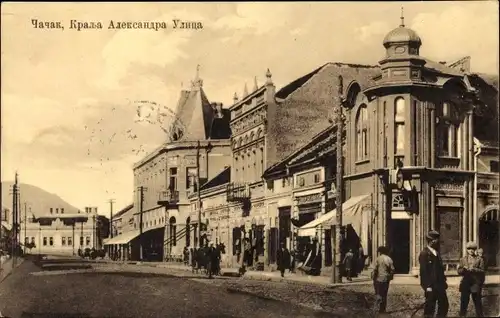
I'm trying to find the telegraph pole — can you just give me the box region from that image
[93,214,96,249]
[23,202,28,254]
[332,77,344,284]
[196,140,202,248]
[138,186,147,260]
[11,172,19,261]
[109,199,115,238]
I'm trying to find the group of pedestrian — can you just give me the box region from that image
[188,242,222,278]
[370,230,487,317]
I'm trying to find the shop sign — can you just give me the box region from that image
[436,196,463,207]
[296,193,322,205]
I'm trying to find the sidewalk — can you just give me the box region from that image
[0,256,24,283]
[93,259,500,288]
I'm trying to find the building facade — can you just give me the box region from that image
[187,16,498,276]
[475,139,499,268]
[187,73,277,269]
[23,207,104,255]
[123,71,232,261]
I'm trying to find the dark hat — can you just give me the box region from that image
[426,230,440,240]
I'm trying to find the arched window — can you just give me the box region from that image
[253,150,257,181]
[439,102,460,157]
[394,98,405,157]
[169,217,177,247]
[257,128,262,139]
[237,137,242,148]
[247,152,251,182]
[355,104,369,161]
[234,156,239,183]
[392,194,405,210]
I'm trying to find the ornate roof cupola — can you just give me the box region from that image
[379,7,427,83]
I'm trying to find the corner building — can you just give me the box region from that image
[340,20,498,274]
[129,72,232,261]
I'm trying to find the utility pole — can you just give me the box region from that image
[72,222,75,255]
[109,199,115,238]
[138,186,147,260]
[196,140,202,248]
[81,216,84,250]
[11,172,19,261]
[93,214,96,249]
[23,202,28,254]
[332,77,344,284]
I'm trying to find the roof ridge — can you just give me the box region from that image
[276,62,380,100]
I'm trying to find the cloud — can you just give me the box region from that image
[1,94,71,145]
[98,11,207,89]
[355,21,392,44]
[410,3,499,71]
[213,3,296,35]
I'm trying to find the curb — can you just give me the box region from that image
[0,258,25,283]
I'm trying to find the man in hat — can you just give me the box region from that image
[276,242,290,278]
[457,241,484,317]
[419,230,449,317]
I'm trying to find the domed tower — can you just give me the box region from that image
[379,8,426,83]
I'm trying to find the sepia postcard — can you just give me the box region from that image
[1,2,499,317]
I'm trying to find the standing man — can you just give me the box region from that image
[276,242,290,278]
[419,230,449,318]
[457,241,484,317]
[343,249,355,281]
[372,246,395,314]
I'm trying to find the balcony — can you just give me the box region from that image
[226,182,251,202]
[157,190,180,206]
[477,182,499,193]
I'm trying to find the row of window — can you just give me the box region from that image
[354,99,464,165]
[234,149,265,183]
[26,236,92,247]
[133,217,166,230]
[232,128,264,149]
[49,208,64,214]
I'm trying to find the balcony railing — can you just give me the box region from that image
[158,190,180,206]
[477,182,499,193]
[226,182,251,202]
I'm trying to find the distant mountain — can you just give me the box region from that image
[1,182,80,217]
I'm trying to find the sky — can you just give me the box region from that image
[1,1,498,217]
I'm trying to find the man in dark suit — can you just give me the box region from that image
[419,230,449,317]
[277,242,291,278]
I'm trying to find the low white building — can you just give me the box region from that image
[22,207,101,255]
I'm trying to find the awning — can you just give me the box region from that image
[104,230,141,245]
[297,194,371,237]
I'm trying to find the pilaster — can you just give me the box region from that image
[429,102,436,168]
